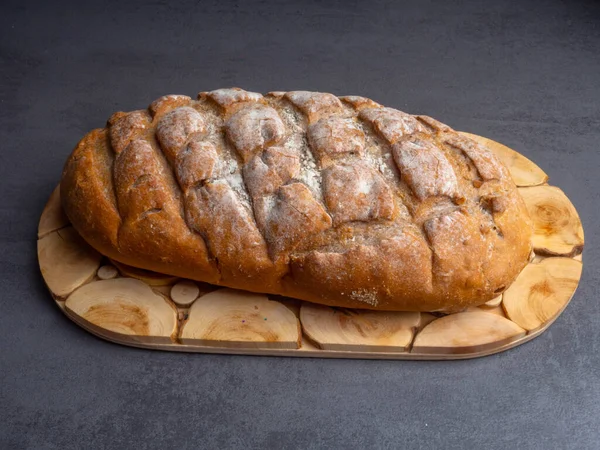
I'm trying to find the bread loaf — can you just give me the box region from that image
[61,88,532,312]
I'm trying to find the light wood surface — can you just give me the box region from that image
[519,185,584,257]
[97,265,118,280]
[37,133,585,360]
[38,185,69,238]
[170,280,200,306]
[274,296,302,317]
[153,285,174,296]
[459,132,548,186]
[300,304,420,352]
[180,289,301,349]
[59,315,556,360]
[65,278,178,344]
[417,313,438,331]
[412,311,526,354]
[481,295,503,308]
[478,305,506,317]
[38,226,102,299]
[502,258,582,331]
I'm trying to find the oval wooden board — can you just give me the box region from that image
[38,134,584,360]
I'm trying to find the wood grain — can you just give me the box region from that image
[38,185,69,238]
[65,278,177,344]
[38,226,102,299]
[300,304,420,352]
[502,258,582,331]
[519,185,584,257]
[412,311,526,354]
[478,305,506,317]
[180,289,301,349]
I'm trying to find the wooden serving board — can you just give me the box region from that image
[37,133,584,360]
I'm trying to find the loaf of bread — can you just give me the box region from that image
[61,88,532,312]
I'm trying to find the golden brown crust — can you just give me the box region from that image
[61,89,533,311]
[61,129,121,253]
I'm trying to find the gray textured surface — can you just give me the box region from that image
[1,0,599,448]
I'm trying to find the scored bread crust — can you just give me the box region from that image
[61,88,532,312]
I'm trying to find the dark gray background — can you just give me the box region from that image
[1,0,599,448]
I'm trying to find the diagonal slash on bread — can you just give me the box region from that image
[60,88,532,312]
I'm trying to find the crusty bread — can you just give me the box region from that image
[61,88,532,312]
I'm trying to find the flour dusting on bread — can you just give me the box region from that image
[60,88,533,311]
